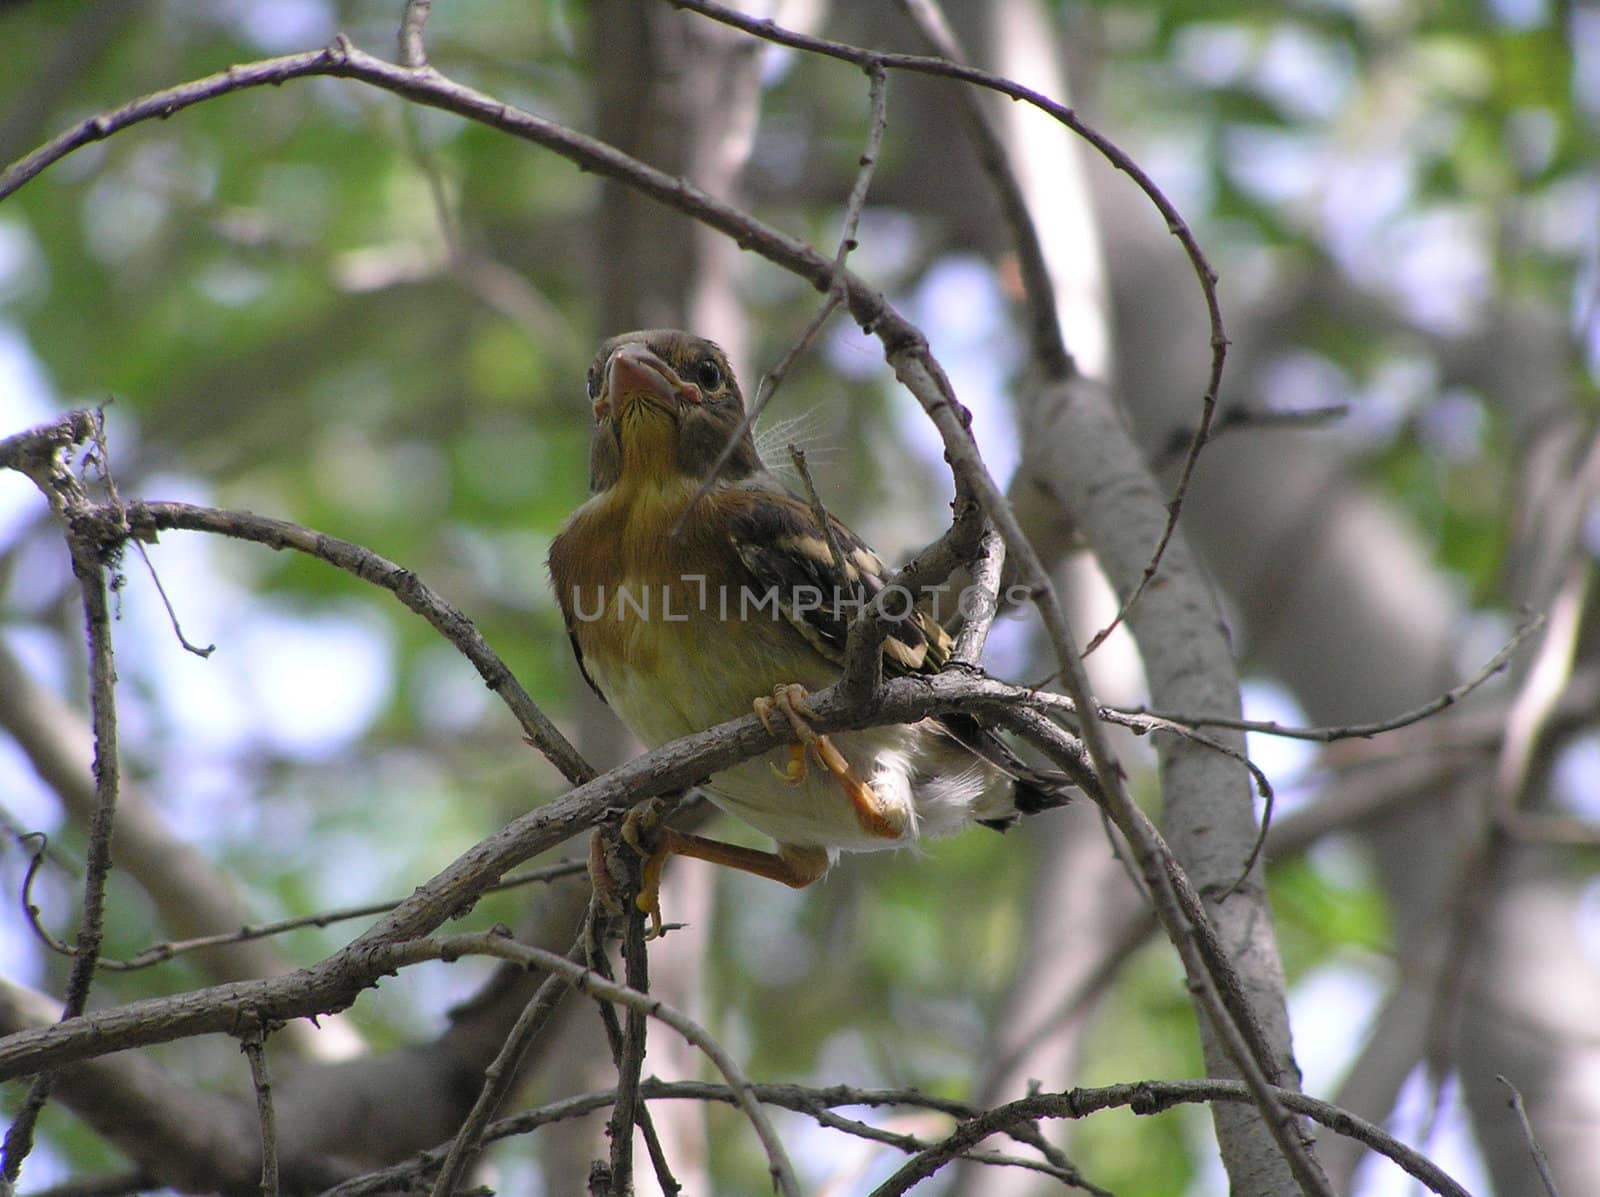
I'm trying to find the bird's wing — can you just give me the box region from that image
[720,488,951,679]
[722,487,1074,810]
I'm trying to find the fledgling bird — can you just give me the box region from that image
[547,329,1068,930]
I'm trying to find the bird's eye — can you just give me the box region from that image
[586,367,601,401]
[693,357,724,392]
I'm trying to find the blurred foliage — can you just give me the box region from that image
[1,0,1595,1192]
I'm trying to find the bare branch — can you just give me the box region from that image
[328,1076,1471,1197]
[4,414,594,788]
[397,0,432,69]
[116,496,592,786]
[3,410,124,1187]
[999,708,1333,1197]
[432,931,803,1197]
[894,0,1071,379]
[1130,613,1544,744]
[1497,1075,1562,1197]
[605,897,655,1196]
[866,1080,1470,1197]
[0,669,1107,1083]
[675,59,889,527]
[788,444,855,606]
[949,523,1005,667]
[675,0,1229,660]
[39,861,587,973]
[240,1028,280,1197]
[429,929,588,1197]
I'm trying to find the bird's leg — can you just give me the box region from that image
[753,683,908,841]
[809,734,907,839]
[620,797,828,937]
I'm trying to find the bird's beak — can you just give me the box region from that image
[597,345,704,421]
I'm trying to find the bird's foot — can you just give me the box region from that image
[766,743,809,785]
[619,798,672,939]
[755,684,816,784]
[754,683,906,840]
[609,799,836,936]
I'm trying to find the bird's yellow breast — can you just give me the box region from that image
[553,474,721,660]
[550,476,831,746]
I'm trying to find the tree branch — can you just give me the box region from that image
[3,410,125,1185]
[325,1076,1472,1197]
[0,666,1091,1083]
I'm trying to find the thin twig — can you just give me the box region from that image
[1000,707,1333,1197]
[1151,403,1351,469]
[398,0,432,69]
[325,1076,1470,1197]
[7,827,76,879]
[120,496,593,784]
[950,523,1005,667]
[438,932,802,1197]
[21,857,586,971]
[1497,576,1584,817]
[1097,704,1278,893]
[788,445,853,587]
[401,99,462,260]
[894,0,1071,380]
[1129,613,1545,743]
[579,899,677,1197]
[1497,1075,1561,1197]
[86,407,213,659]
[866,1081,1470,1197]
[675,0,1229,660]
[605,890,652,1196]
[18,837,81,959]
[671,60,888,532]
[429,928,587,1197]
[240,1028,280,1197]
[131,540,215,657]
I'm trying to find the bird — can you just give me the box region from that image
[547,329,1069,932]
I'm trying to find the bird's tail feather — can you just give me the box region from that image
[1012,767,1073,814]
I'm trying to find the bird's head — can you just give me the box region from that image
[586,329,765,493]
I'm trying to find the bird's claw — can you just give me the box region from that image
[767,742,809,785]
[618,799,671,938]
[756,684,821,784]
[754,683,820,742]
